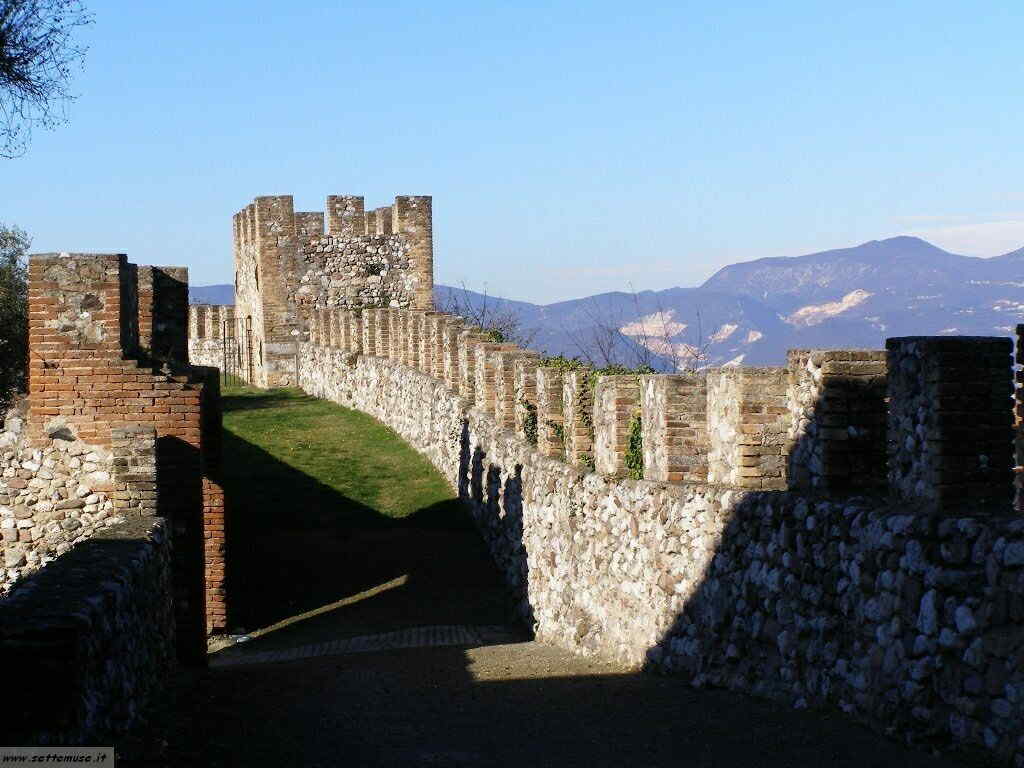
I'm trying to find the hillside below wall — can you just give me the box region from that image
[300,343,1024,765]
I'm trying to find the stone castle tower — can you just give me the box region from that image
[229,194,433,387]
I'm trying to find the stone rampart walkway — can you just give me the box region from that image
[147,388,983,768]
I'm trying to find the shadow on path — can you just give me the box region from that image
[153,393,981,768]
[220,417,518,656]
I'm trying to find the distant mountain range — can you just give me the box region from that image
[191,235,1024,368]
[189,284,234,305]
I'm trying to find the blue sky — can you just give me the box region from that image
[3,1,1022,303]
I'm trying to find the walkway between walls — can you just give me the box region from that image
[166,640,973,768]
[139,386,981,768]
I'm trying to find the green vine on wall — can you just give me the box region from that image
[625,410,644,480]
[521,397,538,445]
[537,359,654,474]
[545,420,565,446]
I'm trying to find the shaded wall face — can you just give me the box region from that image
[140,266,189,364]
[0,516,174,745]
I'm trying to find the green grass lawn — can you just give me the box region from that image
[222,386,456,524]
[220,386,508,637]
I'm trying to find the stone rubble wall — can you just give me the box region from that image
[0,399,118,592]
[0,515,173,745]
[297,326,1024,765]
[297,234,418,311]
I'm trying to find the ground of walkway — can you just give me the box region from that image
[143,388,984,767]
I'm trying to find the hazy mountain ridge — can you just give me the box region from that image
[192,235,1024,368]
[189,284,234,305]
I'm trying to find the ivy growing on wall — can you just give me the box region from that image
[521,397,538,445]
[625,411,644,480]
[545,419,565,446]
[536,358,653,474]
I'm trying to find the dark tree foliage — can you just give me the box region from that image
[0,224,29,410]
[0,0,92,157]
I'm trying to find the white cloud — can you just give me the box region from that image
[895,216,1024,257]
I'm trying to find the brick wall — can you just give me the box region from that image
[20,252,225,660]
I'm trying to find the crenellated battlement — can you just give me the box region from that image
[12,252,226,650]
[294,306,1017,509]
[170,192,1024,763]
[287,310,1024,763]
[227,193,433,388]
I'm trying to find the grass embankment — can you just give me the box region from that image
[222,386,454,521]
[220,386,508,644]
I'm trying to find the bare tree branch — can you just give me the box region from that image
[439,282,537,347]
[0,222,29,409]
[564,288,713,372]
[0,0,93,157]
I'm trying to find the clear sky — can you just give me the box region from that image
[3,1,1022,303]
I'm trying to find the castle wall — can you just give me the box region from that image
[188,304,235,371]
[293,315,1023,764]
[0,424,175,745]
[296,233,418,311]
[0,515,174,745]
[9,252,226,662]
[229,193,433,387]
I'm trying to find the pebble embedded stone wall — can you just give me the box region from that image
[0,400,117,592]
[296,332,1024,765]
[0,514,173,745]
[297,233,418,311]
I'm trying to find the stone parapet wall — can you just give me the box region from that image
[0,515,173,745]
[296,330,1024,764]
